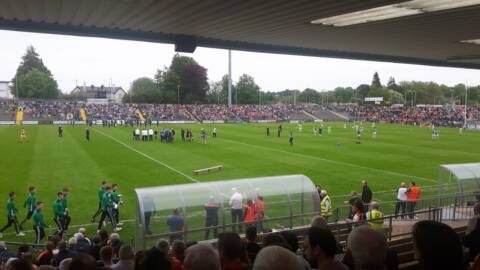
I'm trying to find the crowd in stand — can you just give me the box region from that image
[0,204,479,270]
[0,99,479,126]
[343,105,480,127]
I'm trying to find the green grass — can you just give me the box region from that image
[0,122,478,245]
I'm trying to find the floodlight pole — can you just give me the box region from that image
[228,50,232,107]
[464,83,468,128]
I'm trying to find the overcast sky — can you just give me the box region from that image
[1,30,480,94]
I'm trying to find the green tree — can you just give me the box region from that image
[16,68,60,99]
[162,54,209,104]
[356,84,370,99]
[128,77,160,103]
[371,72,382,88]
[235,74,260,104]
[12,46,58,98]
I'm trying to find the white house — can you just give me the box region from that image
[71,85,126,104]
[0,81,12,99]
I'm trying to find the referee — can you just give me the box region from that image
[20,186,37,228]
[33,202,49,244]
[53,192,65,237]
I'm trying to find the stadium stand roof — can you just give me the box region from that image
[1,0,480,69]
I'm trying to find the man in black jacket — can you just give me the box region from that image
[361,180,373,212]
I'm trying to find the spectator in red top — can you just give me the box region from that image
[171,240,185,270]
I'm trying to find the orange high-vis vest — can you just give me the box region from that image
[244,204,257,222]
[407,186,420,201]
[257,200,265,219]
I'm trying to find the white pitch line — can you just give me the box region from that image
[218,138,438,183]
[93,128,199,183]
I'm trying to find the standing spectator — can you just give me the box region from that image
[112,244,134,270]
[394,182,408,219]
[345,225,387,270]
[304,227,348,270]
[217,232,249,270]
[347,191,361,219]
[204,196,220,239]
[361,180,372,212]
[350,200,365,224]
[320,190,332,222]
[243,199,257,227]
[413,220,467,270]
[366,202,384,229]
[229,188,244,232]
[183,244,221,270]
[166,209,184,244]
[406,181,420,219]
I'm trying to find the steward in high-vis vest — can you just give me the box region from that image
[367,201,384,229]
[320,190,332,222]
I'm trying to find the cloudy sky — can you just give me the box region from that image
[1,29,480,94]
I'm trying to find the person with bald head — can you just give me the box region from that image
[183,244,220,270]
[253,246,304,270]
[346,225,387,270]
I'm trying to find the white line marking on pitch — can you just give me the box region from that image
[93,128,199,183]
[218,138,438,183]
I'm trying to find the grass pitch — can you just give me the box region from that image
[0,122,478,244]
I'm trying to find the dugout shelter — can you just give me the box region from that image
[134,175,320,249]
[439,163,480,194]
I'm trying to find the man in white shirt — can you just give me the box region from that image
[134,128,140,141]
[395,182,408,219]
[148,129,154,141]
[229,188,243,232]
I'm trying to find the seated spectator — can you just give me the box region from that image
[59,258,72,270]
[253,246,304,270]
[280,231,300,254]
[311,216,329,229]
[464,202,480,262]
[156,239,170,255]
[89,236,103,261]
[4,258,33,270]
[74,233,91,253]
[183,244,221,270]
[136,247,171,270]
[304,227,348,270]
[52,241,75,267]
[37,242,55,266]
[78,228,92,245]
[262,233,291,250]
[172,240,186,270]
[38,265,55,270]
[99,246,114,268]
[68,237,77,252]
[0,241,15,263]
[134,251,146,270]
[245,226,261,264]
[346,225,387,270]
[109,233,123,258]
[413,220,468,270]
[112,244,134,270]
[98,229,109,246]
[69,253,97,270]
[217,232,249,270]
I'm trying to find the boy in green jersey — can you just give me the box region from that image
[0,192,25,237]
[53,192,65,237]
[97,186,121,232]
[61,187,71,231]
[20,186,37,228]
[33,201,49,244]
[91,181,107,223]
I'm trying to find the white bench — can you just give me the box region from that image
[193,165,223,175]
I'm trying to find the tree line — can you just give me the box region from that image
[9,46,480,105]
